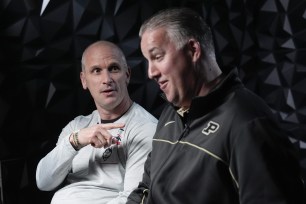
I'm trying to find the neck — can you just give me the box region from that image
[98,98,133,121]
[196,58,223,96]
[197,73,223,97]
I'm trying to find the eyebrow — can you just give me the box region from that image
[90,61,121,69]
[148,47,160,54]
[107,61,121,67]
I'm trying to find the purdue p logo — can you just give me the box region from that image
[202,121,220,135]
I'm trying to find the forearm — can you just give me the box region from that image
[36,136,77,191]
[127,153,151,204]
[118,122,154,204]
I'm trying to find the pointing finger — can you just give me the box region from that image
[99,123,125,130]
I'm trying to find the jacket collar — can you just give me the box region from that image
[189,67,243,118]
[160,68,244,118]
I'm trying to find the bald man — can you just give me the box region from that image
[36,41,157,204]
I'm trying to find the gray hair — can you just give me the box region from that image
[139,8,216,59]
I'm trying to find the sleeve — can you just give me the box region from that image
[35,121,78,191]
[229,118,305,204]
[126,152,152,204]
[106,122,156,204]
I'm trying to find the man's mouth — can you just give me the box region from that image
[101,88,115,95]
[103,89,113,93]
[158,80,167,90]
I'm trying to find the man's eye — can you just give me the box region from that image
[109,66,120,72]
[154,55,162,60]
[92,68,101,73]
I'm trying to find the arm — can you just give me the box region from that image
[230,118,305,204]
[106,122,155,204]
[36,123,77,191]
[127,152,152,204]
[36,119,126,191]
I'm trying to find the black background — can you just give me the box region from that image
[0,0,305,203]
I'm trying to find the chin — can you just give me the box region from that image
[169,98,180,107]
[102,101,118,109]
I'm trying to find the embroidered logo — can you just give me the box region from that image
[102,148,113,161]
[102,128,124,161]
[113,128,124,145]
[202,121,220,135]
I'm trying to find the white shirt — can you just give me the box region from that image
[36,103,157,204]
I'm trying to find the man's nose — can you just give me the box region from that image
[147,62,158,80]
[102,71,113,84]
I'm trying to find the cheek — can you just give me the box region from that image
[88,78,100,87]
[118,81,127,91]
[166,60,186,78]
[170,63,193,89]
[116,76,128,89]
[87,77,104,91]
[158,60,174,75]
[159,53,189,77]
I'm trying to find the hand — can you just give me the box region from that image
[77,123,125,148]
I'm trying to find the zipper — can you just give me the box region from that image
[179,123,190,141]
[149,110,190,202]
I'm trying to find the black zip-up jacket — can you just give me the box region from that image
[127,69,305,204]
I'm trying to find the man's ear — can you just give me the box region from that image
[80,72,87,90]
[187,39,201,62]
[126,67,131,85]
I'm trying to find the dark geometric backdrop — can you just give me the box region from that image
[0,0,305,203]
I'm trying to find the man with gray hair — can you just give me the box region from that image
[127,7,305,204]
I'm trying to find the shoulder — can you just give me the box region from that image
[69,110,99,128]
[128,103,158,124]
[122,103,157,139]
[227,87,275,123]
